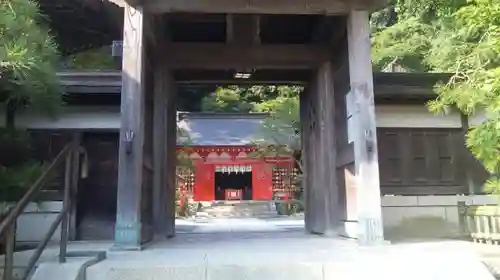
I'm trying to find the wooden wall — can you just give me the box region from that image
[378,128,466,195]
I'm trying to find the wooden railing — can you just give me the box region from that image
[0,140,80,280]
[458,201,500,244]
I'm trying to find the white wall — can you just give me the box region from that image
[0,106,120,130]
[0,104,462,130]
[375,105,461,128]
[381,194,498,240]
[0,201,63,243]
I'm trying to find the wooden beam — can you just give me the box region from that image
[163,43,330,69]
[347,10,385,245]
[114,3,146,250]
[226,14,261,45]
[138,0,383,14]
[226,14,234,44]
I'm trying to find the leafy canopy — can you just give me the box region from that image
[0,0,62,123]
[201,85,301,113]
[371,0,500,192]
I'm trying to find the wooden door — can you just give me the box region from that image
[194,162,215,201]
[252,163,273,200]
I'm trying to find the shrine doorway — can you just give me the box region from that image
[214,171,253,201]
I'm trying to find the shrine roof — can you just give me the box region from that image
[177,113,268,146]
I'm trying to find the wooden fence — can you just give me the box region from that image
[458,201,500,244]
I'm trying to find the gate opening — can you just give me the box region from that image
[215,171,253,200]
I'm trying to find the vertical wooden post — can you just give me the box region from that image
[114,3,146,250]
[69,132,81,241]
[165,78,177,238]
[3,222,15,280]
[152,69,167,237]
[300,87,312,232]
[303,62,339,236]
[152,17,168,237]
[347,10,385,245]
[59,147,72,263]
[317,62,339,235]
[303,80,322,233]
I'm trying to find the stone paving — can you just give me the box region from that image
[4,217,500,280]
[176,216,305,234]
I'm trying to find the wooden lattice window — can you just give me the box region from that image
[177,167,195,196]
[272,166,297,198]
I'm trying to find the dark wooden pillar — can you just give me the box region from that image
[318,62,340,235]
[165,76,177,238]
[114,3,150,250]
[332,44,357,238]
[302,61,340,235]
[152,61,177,238]
[150,17,177,239]
[152,55,167,237]
[346,10,384,244]
[300,85,312,232]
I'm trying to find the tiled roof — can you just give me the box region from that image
[177,113,268,146]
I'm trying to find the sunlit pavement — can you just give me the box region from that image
[175,216,305,234]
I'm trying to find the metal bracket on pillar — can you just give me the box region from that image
[124,130,135,155]
[364,129,374,154]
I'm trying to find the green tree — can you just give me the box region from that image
[251,96,304,209]
[0,0,62,129]
[65,47,117,70]
[0,0,62,199]
[371,0,500,192]
[201,85,301,113]
[201,87,254,112]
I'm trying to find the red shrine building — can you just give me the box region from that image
[176,113,297,202]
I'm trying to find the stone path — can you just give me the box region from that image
[471,243,500,279]
[4,217,500,280]
[176,216,305,234]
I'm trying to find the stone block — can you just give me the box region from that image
[17,213,61,242]
[472,195,498,205]
[86,265,205,280]
[382,195,418,207]
[444,206,460,225]
[383,207,458,239]
[417,195,459,206]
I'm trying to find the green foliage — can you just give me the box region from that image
[65,47,117,70]
[0,0,62,126]
[372,0,500,193]
[371,17,433,72]
[0,161,47,200]
[201,87,254,112]
[200,85,301,113]
[0,129,48,201]
[254,96,300,151]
